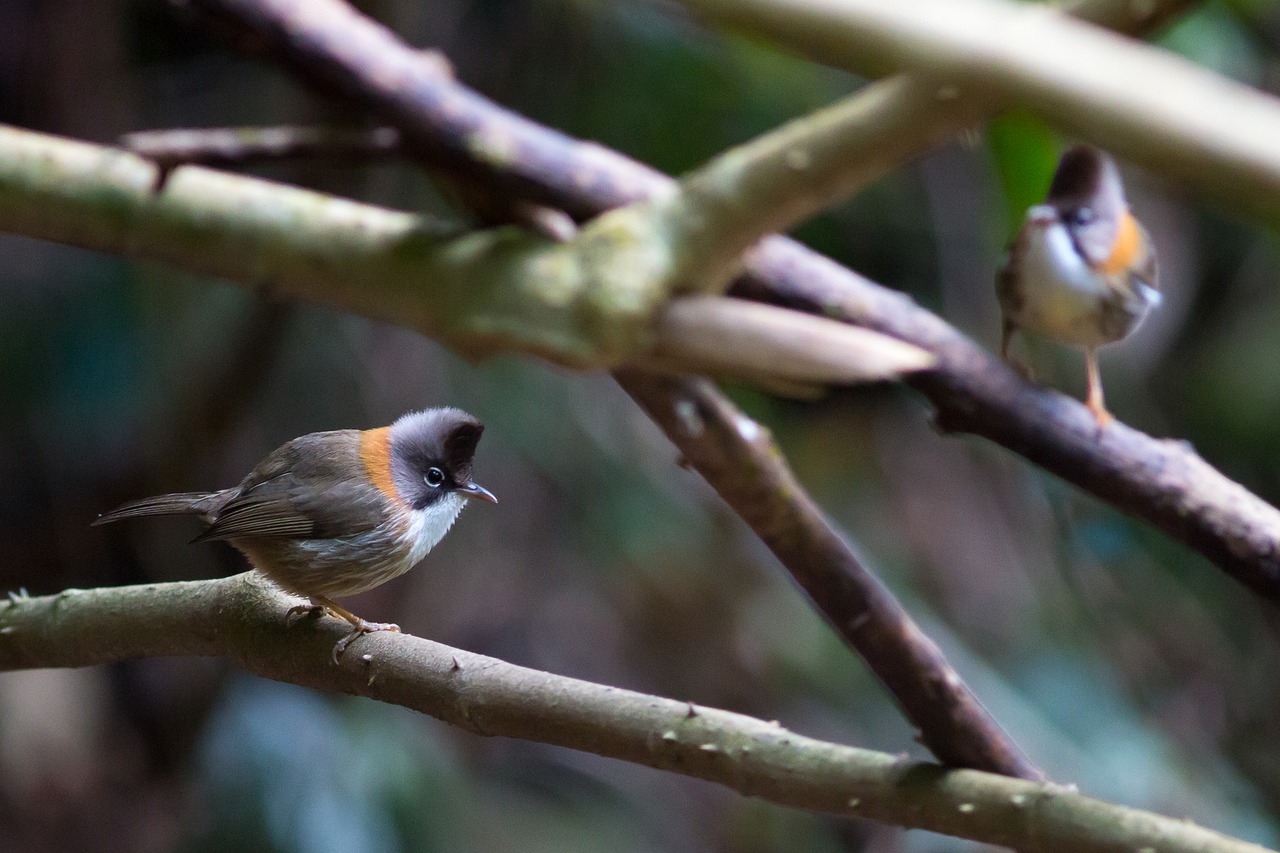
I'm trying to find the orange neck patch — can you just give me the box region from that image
[1097,210,1141,275]
[359,427,399,501]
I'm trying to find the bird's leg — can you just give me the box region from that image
[1084,346,1113,429]
[284,598,327,627]
[999,319,1035,381]
[307,596,401,663]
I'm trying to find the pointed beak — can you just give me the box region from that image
[457,481,498,504]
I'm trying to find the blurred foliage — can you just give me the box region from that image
[2,0,1280,851]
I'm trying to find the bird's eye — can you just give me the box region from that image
[424,467,445,488]
[1069,207,1095,227]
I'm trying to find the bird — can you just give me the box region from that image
[996,145,1160,427]
[93,408,496,661]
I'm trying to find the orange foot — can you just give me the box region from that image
[1086,399,1114,431]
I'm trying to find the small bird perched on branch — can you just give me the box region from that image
[93,408,496,661]
[996,145,1160,427]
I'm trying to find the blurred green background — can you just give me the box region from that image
[2,1,1280,851]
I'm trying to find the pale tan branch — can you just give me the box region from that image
[0,575,1270,853]
[651,296,934,385]
[677,0,1280,216]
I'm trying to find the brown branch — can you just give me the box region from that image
[120,123,578,238]
[620,371,1043,779]
[172,0,1280,605]
[0,575,1272,853]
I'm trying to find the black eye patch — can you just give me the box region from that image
[1066,207,1095,228]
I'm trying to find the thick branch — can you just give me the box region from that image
[620,372,1041,779]
[0,124,930,386]
[178,0,1280,601]
[679,0,1280,218]
[0,576,1270,853]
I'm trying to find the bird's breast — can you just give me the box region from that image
[1008,222,1132,346]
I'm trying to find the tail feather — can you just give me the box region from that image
[92,492,218,526]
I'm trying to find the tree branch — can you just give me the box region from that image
[122,125,401,187]
[0,575,1270,853]
[678,0,1280,218]
[0,124,931,386]
[649,75,996,293]
[620,371,1042,779]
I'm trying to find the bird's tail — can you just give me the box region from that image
[91,492,219,526]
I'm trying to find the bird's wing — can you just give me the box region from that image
[1133,221,1159,293]
[995,231,1026,318]
[194,431,389,543]
[194,474,390,542]
[192,479,315,542]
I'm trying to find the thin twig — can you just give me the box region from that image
[620,372,1043,779]
[122,125,402,167]
[0,574,1271,853]
[122,125,400,189]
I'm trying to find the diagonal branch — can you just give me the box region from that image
[0,575,1272,853]
[174,0,1280,603]
[620,371,1041,779]
[648,75,993,293]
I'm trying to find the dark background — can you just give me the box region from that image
[2,1,1279,850]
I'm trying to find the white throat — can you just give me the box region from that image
[1021,209,1099,296]
[405,492,467,565]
